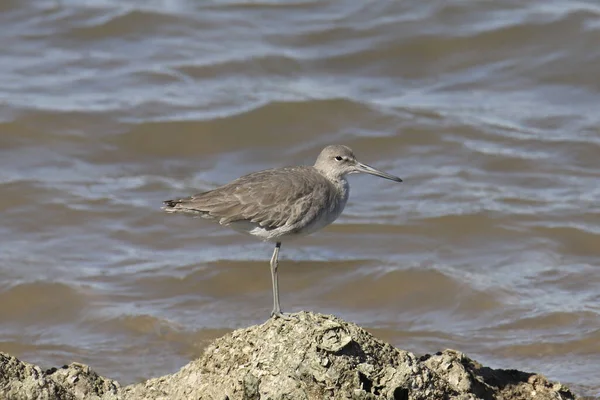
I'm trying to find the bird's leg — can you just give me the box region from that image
[269,242,291,319]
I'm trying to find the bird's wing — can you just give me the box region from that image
[163,167,332,230]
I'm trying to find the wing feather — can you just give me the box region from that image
[163,166,333,231]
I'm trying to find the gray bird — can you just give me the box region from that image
[162,145,402,318]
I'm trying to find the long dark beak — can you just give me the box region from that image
[355,162,402,182]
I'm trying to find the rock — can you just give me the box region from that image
[1,312,580,400]
[0,352,119,400]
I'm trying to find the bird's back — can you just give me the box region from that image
[163,166,349,241]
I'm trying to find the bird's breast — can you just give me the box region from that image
[329,178,350,221]
[294,178,349,237]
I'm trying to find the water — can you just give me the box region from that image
[1,0,599,396]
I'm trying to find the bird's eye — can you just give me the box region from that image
[335,156,343,161]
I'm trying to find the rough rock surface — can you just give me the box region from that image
[0,352,119,400]
[1,312,580,400]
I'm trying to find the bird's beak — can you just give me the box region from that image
[354,162,403,182]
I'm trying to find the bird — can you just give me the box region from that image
[162,145,402,318]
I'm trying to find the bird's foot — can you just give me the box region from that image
[270,310,294,320]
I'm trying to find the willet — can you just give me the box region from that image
[162,145,402,318]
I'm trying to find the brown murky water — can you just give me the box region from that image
[1,0,599,396]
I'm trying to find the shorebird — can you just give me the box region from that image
[162,145,402,318]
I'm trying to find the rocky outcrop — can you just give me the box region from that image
[0,352,119,400]
[0,312,579,399]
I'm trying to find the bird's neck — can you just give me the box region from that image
[313,167,349,201]
[315,166,345,183]
[331,176,350,216]
[329,175,349,201]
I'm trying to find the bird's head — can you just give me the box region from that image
[314,145,402,182]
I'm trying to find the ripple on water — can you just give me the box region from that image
[0,0,599,396]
